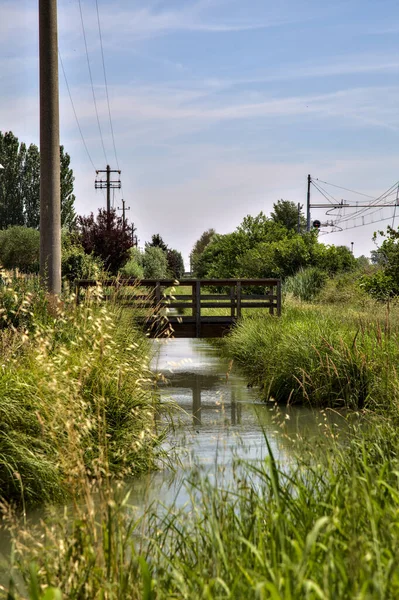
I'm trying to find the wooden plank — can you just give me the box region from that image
[76,277,281,288]
[240,302,278,308]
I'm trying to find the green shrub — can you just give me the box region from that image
[359,270,396,300]
[120,247,145,278]
[62,245,103,282]
[0,226,39,273]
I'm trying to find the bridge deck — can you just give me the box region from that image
[76,278,282,338]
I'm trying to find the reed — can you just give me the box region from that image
[6,417,399,599]
[222,302,399,410]
[0,275,162,507]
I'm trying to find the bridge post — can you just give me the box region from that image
[230,285,235,317]
[269,285,274,315]
[155,281,161,309]
[277,280,282,316]
[236,281,242,318]
[195,280,201,337]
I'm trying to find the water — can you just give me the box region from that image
[125,338,345,509]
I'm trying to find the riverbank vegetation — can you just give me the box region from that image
[223,298,398,410]
[0,274,161,507]
[5,409,399,598]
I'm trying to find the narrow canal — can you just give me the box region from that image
[126,338,344,509]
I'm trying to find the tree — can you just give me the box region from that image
[190,228,216,275]
[120,247,145,279]
[60,146,76,229]
[143,246,169,279]
[313,244,356,274]
[22,144,40,228]
[146,234,168,253]
[0,131,76,230]
[0,226,40,273]
[146,233,184,279]
[271,200,306,233]
[167,248,185,279]
[78,209,133,275]
[0,132,25,228]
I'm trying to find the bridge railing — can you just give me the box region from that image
[75,278,281,316]
[75,278,281,337]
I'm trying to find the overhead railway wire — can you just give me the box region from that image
[312,176,399,231]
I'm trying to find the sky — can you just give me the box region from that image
[2,0,399,267]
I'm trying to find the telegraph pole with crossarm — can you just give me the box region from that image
[95,165,121,229]
[117,199,130,229]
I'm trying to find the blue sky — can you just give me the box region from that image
[2,0,399,264]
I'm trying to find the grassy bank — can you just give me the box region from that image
[221,300,399,410]
[5,415,399,599]
[0,275,161,507]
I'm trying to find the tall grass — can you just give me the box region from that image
[284,267,327,302]
[223,302,399,409]
[0,275,162,507]
[5,417,399,599]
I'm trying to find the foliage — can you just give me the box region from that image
[62,247,103,283]
[313,243,356,274]
[318,271,370,305]
[190,228,216,275]
[271,199,306,232]
[0,131,76,230]
[284,267,328,301]
[197,214,290,279]
[237,235,313,279]
[60,146,77,229]
[78,209,133,275]
[120,248,145,278]
[147,233,168,253]
[0,226,40,273]
[359,270,396,300]
[143,246,169,279]
[196,209,358,282]
[146,234,184,279]
[167,248,185,279]
[360,226,399,299]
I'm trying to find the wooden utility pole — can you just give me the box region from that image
[39,0,61,294]
[117,199,130,228]
[306,174,311,232]
[95,165,121,229]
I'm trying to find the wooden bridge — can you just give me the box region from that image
[76,278,281,338]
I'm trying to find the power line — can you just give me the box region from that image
[59,51,97,171]
[78,0,108,164]
[311,181,339,204]
[95,0,120,171]
[314,178,375,199]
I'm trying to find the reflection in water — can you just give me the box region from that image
[124,338,347,509]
